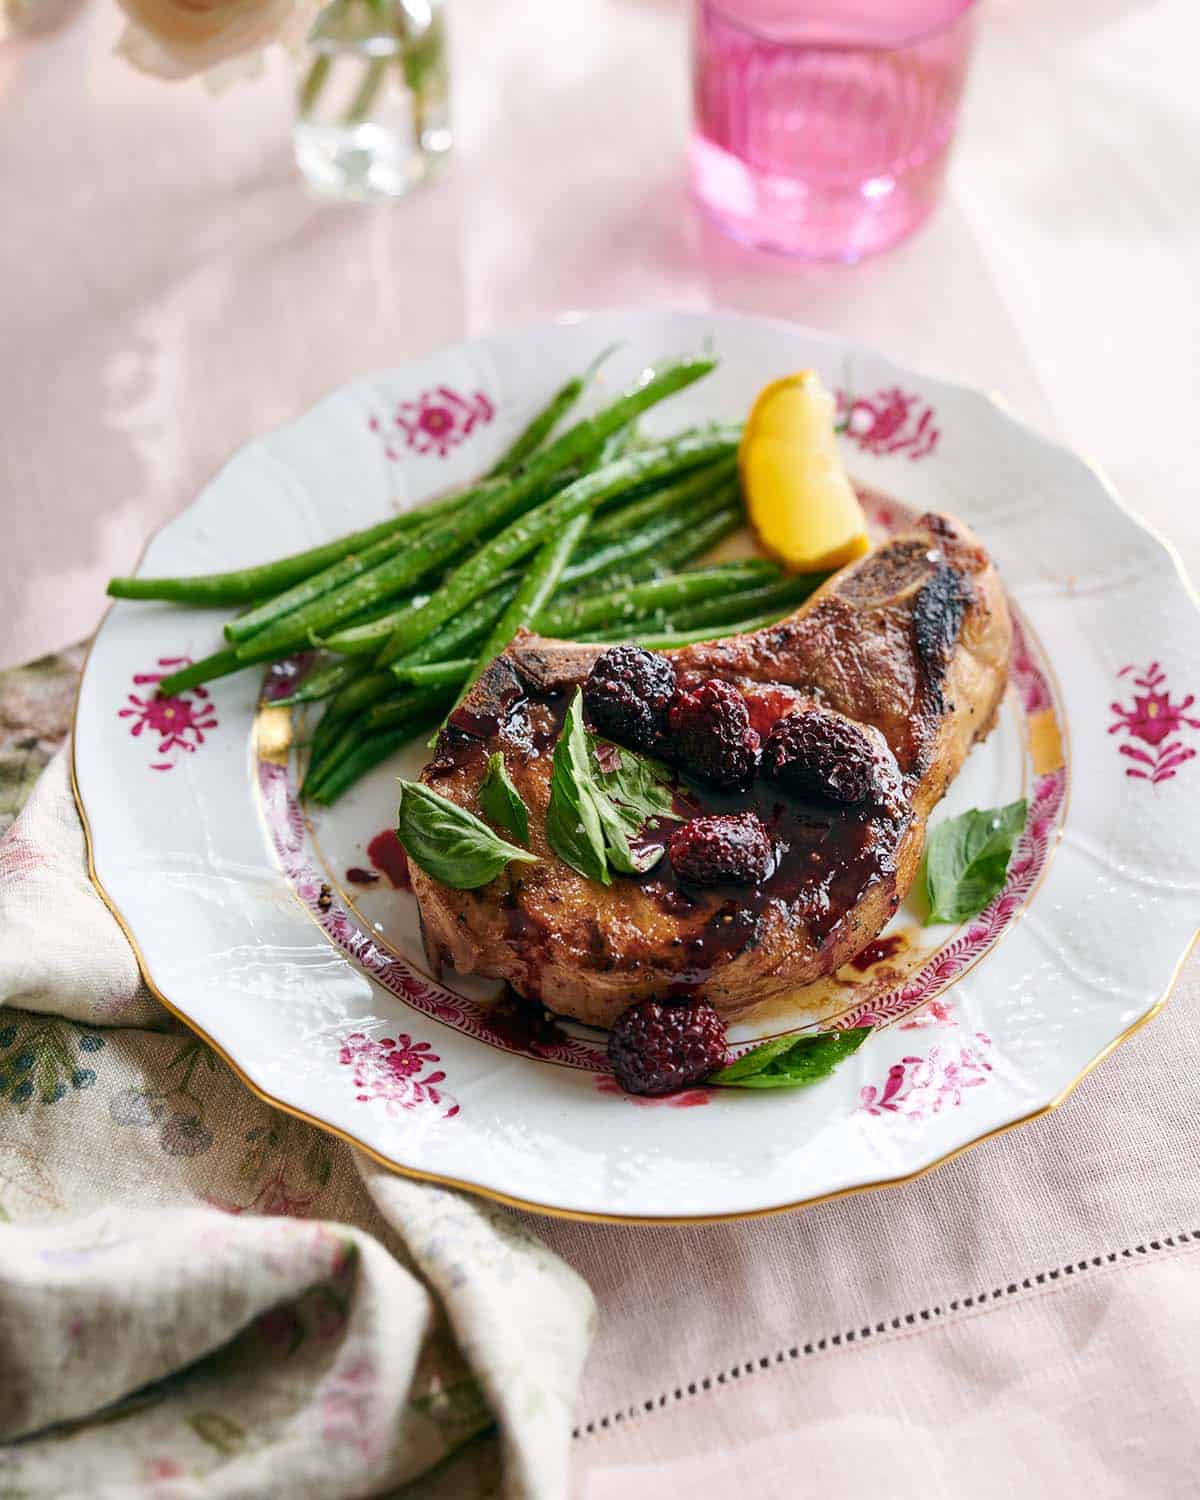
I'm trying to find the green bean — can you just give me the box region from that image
[312,580,517,753]
[586,607,796,651]
[338,588,431,630]
[534,561,777,639]
[105,497,467,608]
[307,578,517,766]
[317,611,422,657]
[228,484,524,667]
[305,690,455,803]
[487,344,617,477]
[666,572,825,632]
[304,684,454,796]
[234,361,721,674]
[156,648,244,697]
[221,490,486,646]
[307,702,348,763]
[300,716,359,798]
[375,429,737,669]
[298,670,393,779]
[566,555,762,603]
[326,669,396,723]
[401,578,521,666]
[389,659,474,690]
[651,502,744,571]
[271,655,372,708]
[583,455,738,545]
[306,736,402,804]
[488,352,716,487]
[568,503,749,599]
[558,477,739,590]
[594,421,637,466]
[319,576,516,656]
[453,511,590,705]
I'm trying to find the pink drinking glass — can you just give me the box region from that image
[690,0,978,262]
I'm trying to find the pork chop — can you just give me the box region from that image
[410,512,1011,1026]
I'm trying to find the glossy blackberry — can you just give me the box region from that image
[607,999,727,1096]
[583,645,677,752]
[668,813,774,887]
[667,679,760,788]
[762,707,902,809]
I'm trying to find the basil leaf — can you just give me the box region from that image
[708,1026,871,1091]
[546,690,610,885]
[547,694,683,882]
[396,781,536,891]
[479,752,529,845]
[594,741,677,827]
[591,739,679,873]
[588,789,646,876]
[923,799,1027,923]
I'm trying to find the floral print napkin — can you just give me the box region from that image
[0,649,595,1500]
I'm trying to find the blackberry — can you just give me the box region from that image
[607,999,727,1096]
[762,708,902,809]
[583,645,676,752]
[668,813,773,887]
[667,679,759,788]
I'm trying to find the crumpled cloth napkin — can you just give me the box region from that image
[0,650,594,1500]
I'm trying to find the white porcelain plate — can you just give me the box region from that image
[74,311,1200,1222]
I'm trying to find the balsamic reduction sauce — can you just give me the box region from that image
[848,932,906,972]
[348,829,411,890]
[482,986,568,1052]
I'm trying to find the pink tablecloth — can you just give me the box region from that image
[4,0,1199,1494]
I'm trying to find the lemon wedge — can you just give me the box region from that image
[740,370,870,573]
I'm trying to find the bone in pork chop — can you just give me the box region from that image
[410,512,1011,1027]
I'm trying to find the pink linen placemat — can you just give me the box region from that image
[552,948,1200,1493]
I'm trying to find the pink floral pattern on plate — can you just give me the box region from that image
[837,387,939,461]
[859,1033,993,1119]
[369,386,495,460]
[118,659,218,772]
[899,997,957,1031]
[338,1032,459,1118]
[1110,662,1197,786]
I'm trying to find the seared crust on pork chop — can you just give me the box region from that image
[411,512,1011,1026]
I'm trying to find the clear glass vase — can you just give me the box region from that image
[294,0,451,201]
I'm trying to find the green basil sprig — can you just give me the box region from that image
[546,690,679,883]
[546,691,611,884]
[923,799,1027,924]
[479,752,529,845]
[708,1026,871,1091]
[396,781,536,890]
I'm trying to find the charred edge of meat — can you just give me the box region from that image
[837,537,932,608]
[442,657,530,746]
[506,636,597,695]
[912,563,973,707]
